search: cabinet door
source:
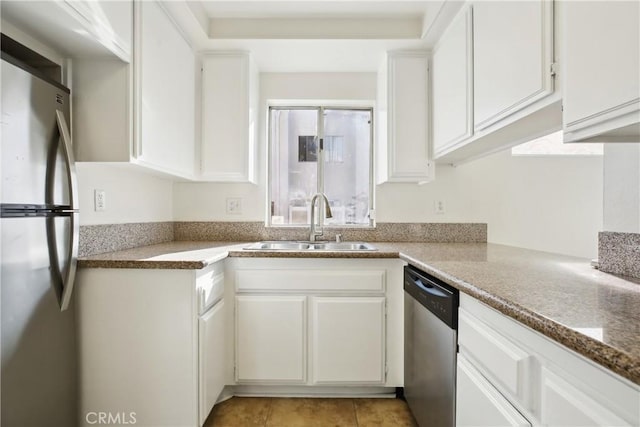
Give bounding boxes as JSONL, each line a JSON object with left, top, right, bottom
{"left": 136, "top": 0, "right": 195, "bottom": 177}
{"left": 199, "top": 300, "right": 226, "bottom": 426}
{"left": 456, "top": 355, "right": 531, "bottom": 427}
{"left": 473, "top": 0, "right": 554, "bottom": 131}
{"left": 235, "top": 295, "right": 306, "bottom": 383}
{"left": 64, "top": 0, "right": 132, "bottom": 59}
{"left": 201, "top": 53, "right": 258, "bottom": 182}
{"left": 562, "top": 1, "right": 640, "bottom": 141}
{"left": 541, "top": 368, "right": 630, "bottom": 426}
{"left": 433, "top": 6, "right": 473, "bottom": 156}
{"left": 311, "top": 297, "right": 385, "bottom": 384}
{"left": 383, "top": 52, "right": 431, "bottom": 183}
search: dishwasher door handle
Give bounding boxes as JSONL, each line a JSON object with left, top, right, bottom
{"left": 410, "top": 277, "right": 450, "bottom": 298}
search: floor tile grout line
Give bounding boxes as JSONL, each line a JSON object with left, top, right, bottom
{"left": 352, "top": 398, "right": 359, "bottom": 427}
{"left": 263, "top": 397, "right": 274, "bottom": 427}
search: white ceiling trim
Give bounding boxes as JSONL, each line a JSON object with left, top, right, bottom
{"left": 208, "top": 17, "right": 424, "bottom": 39}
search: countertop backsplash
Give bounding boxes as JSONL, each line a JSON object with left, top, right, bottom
{"left": 598, "top": 231, "right": 640, "bottom": 280}
{"left": 78, "top": 222, "right": 174, "bottom": 257}
{"left": 79, "top": 221, "right": 487, "bottom": 257}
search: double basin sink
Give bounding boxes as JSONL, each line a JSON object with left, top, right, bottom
{"left": 244, "top": 241, "right": 377, "bottom": 251}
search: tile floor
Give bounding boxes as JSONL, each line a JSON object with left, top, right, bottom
{"left": 203, "top": 397, "right": 417, "bottom": 427}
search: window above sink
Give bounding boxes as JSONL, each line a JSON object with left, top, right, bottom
{"left": 268, "top": 106, "right": 374, "bottom": 228}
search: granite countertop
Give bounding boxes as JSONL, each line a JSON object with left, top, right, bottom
{"left": 78, "top": 241, "right": 246, "bottom": 269}
{"left": 78, "top": 241, "right": 640, "bottom": 386}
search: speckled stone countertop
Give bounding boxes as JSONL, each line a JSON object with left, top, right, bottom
{"left": 78, "top": 242, "right": 246, "bottom": 269}
{"left": 78, "top": 241, "right": 640, "bottom": 386}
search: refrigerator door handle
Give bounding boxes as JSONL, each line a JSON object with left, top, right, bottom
{"left": 55, "top": 110, "right": 79, "bottom": 210}
{"left": 59, "top": 212, "right": 79, "bottom": 311}
{"left": 55, "top": 111, "right": 79, "bottom": 311}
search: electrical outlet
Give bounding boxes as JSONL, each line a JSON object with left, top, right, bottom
{"left": 94, "top": 189, "right": 106, "bottom": 212}
{"left": 434, "top": 200, "right": 445, "bottom": 215}
{"left": 226, "top": 197, "right": 242, "bottom": 215}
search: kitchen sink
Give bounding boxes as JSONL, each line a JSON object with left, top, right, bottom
{"left": 244, "top": 241, "right": 377, "bottom": 251}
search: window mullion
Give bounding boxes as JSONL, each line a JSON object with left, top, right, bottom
{"left": 317, "top": 107, "right": 325, "bottom": 196}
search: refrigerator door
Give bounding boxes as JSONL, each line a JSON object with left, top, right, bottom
{"left": 1, "top": 55, "right": 72, "bottom": 209}
{"left": 1, "top": 214, "right": 78, "bottom": 426}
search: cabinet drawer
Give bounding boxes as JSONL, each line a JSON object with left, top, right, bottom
{"left": 457, "top": 354, "right": 531, "bottom": 427}
{"left": 541, "top": 368, "right": 631, "bottom": 426}
{"left": 197, "top": 262, "right": 225, "bottom": 314}
{"left": 235, "top": 269, "right": 385, "bottom": 293}
{"left": 458, "top": 309, "right": 531, "bottom": 402}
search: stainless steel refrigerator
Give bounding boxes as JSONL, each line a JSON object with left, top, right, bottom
{"left": 1, "top": 51, "right": 79, "bottom": 426}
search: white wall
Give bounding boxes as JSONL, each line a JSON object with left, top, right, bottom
{"left": 77, "top": 164, "right": 174, "bottom": 226}
{"left": 603, "top": 143, "right": 640, "bottom": 233}
{"left": 455, "top": 150, "right": 603, "bottom": 259}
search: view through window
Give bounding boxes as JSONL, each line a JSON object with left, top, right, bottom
{"left": 269, "top": 107, "right": 373, "bottom": 226}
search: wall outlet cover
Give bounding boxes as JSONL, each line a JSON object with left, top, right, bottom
{"left": 94, "top": 189, "right": 106, "bottom": 212}
{"left": 226, "top": 197, "right": 242, "bottom": 215}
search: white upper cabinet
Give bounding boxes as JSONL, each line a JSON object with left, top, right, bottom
{"left": 432, "top": 0, "right": 560, "bottom": 165}
{"left": 63, "top": 0, "right": 132, "bottom": 60}
{"left": 432, "top": 6, "right": 473, "bottom": 156}
{"left": 377, "top": 51, "right": 432, "bottom": 183}
{"left": 134, "top": 0, "right": 195, "bottom": 177}
{"left": 562, "top": 1, "right": 640, "bottom": 142}
{"left": 72, "top": 0, "right": 196, "bottom": 179}
{"left": 1, "top": 0, "right": 132, "bottom": 61}
{"left": 201, "top": 52, "right": 259, "bottom": 183}
{"left": 473, "top": 0, "right": 554, "bottom": 131}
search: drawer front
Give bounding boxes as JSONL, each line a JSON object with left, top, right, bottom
{"left": 458, "top": 309, "right": 531, "bottom": 401}
{"left": 457, "top": 354, "right": 531, "bottom": 427}
{"left": 197, "top": 262, "right": 225, "bottom": 314}
{"left": 235, "top": 269, "right": 386, "bottom": 293}
{"left": 541, "top": 368, "right": 631, "bottom": 426}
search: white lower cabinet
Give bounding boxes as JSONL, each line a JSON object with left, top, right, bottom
{"left": 235, "top": 295, "right": 307, "bottom": 383}
{"left": 230, "top": 258, "right": 404, "bottom": 388}
{"left": 458, "top": 294, "right": 640, "bottom": 427}
{"left": 456, "top": 354, "right": 531, "bottom": 427}
{"left": 199, "top": 300, "right": 226, "bottom": 426}
{"left": 541, "top": 368, "right": 630, "bottom": 426}
{"left": 77, "top": 261, "right": 227, "bottom": 427}
{"left": 311, "top": 297, "right": 385, "bottom": 384}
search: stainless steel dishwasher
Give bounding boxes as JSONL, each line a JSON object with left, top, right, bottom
{"left": 404, "top": 265, "right": 459, "bottom": 427}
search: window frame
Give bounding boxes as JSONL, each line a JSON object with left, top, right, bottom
{"left": 267, "top": 104, "right": 375, "bottom": 228}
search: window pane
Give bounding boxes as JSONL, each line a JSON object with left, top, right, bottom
{"left": 269, "top": 107, "right": 373, "bottom": 227}
{"left": 270, "top": 108, "right": 318, "bottom": 225}
{"left": 323, "top": 109, "right": 371, "bottom": 225}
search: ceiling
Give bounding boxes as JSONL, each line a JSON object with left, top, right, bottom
{"left": 197, "top": 1, "right": 433, "bottom": 19}
{"left": 166, "top": 1, "right": 458, "bottom": 72}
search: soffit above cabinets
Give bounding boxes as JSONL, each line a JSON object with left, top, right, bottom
{"left": 165, "top": 0, "right": 465, "bottom": 72}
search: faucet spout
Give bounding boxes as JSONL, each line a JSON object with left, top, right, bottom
{"left": 309, "top": 193, "right": 332, "bottom": 242}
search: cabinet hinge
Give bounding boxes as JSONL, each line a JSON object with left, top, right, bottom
{"left": 550, "top": 62, "right": 557, "bottom": 78}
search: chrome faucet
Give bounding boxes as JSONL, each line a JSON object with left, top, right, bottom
{"left": 309, "top": 193, "right": 333, "bottom": 242}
